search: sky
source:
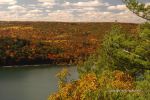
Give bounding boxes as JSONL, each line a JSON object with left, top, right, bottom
{"left": 0, "top": 0, "right": 149, "bottom": 23}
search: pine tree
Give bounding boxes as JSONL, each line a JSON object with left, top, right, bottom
{"left": 123, "top": 0, "right": 150, "bottom": 20}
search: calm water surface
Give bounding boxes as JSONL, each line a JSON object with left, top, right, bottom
{"left": 0, "top": 65, "right": 78, "bottom": 100}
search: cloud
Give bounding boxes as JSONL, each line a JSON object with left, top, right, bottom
{"left": 38, "top": 0, "right": 56, "bottom": 8}
{"left": 82, "top": 7, "right": 96, "bottom": 11}
{"left": 45, "top": 10, "right": 51, "bottom": 12}
{"left": 62, "top": 0, "right": 107, "bottom": 13}
{"left": 0, "top": 11, "right": 9, "bottom": 18}
{"left": 38, "top": 0, "right": 55, "bottom": 3}
{"left": 0, "top": 11, "right": 20, "bottom": 21}
{"left": 5, "top": 3, "right": 43, "bottom": 21}
{"left": 73, "top": 0, "right": 102, "bottom": 7}
{"left": 29, "top": 9, "right": 42, "bottom": 13}
{"left": 23, "top": 13, "right": 42, "bottom": 18}
{"left": 0, "top": 0, "right": 147, "bottom": 23}
{"left": 0, "top": 0, "right": 16, "bottom": 5}
{"left": 65, "top": 7, "right": 97, "bottom": 13}
{"left": 64, "top": 2, "right": 70, "bottom": 6}
{"left": 8, "top": 5, "right": 27, "bottom": 13}
{"left": 107, "top": 5, "right": 127, "bottom": 11}
{"left": 77, "top": 11, "right": 112, "bottom": 22}
{"left": 48, "top": 10, "right": 74, "bottom": 21}
{"left": 63, "top": 0, "right": 108, "bottom": 7}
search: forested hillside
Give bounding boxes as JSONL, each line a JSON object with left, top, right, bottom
{"left": 0, "top": 22, "right": 137, "bottom": 66}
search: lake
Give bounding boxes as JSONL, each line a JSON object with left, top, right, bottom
{"left": 0, "top": 65, "right": 78, "bottom": 100}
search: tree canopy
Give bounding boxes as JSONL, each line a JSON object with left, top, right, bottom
{"left": 123, "top": 0, "right": 150, "bottom": 21}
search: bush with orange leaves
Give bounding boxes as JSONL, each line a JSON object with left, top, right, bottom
{"left": 49, "top": 73, "right": 99, "bottom": 100}
{"left": 48, "top": 70, "right": 135, "bottom": 100}
{"left": 112, "top": 70, "right": 134, "bottom": 90}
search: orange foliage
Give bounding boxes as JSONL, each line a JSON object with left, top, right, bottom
{"left": 112, "top": 70, "right": 134, "bottom": 90}
{"left": 49, "top": 70, "right": 135, "bottom": 100}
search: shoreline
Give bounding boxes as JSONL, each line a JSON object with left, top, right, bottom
{"left": 0, "top": 63, "right": 75, "bottom": 68}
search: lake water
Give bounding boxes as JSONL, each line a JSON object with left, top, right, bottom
{"left": 0, "top": 65, "right": 78, "bottom": 100}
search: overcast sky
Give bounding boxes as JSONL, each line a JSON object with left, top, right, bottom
{"left": 0, "top": 0, "right": 149, "bottom": 23}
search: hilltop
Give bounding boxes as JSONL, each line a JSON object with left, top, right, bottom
{"left": 0, "top": 22, "right": 138, "bottom": 66}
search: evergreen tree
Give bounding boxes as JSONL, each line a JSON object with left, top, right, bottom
{"left": 123, "top": 0, "right": 150, "bottom": 20}
{"left": 101, "top": 24, "right": 150, "bottom": 75}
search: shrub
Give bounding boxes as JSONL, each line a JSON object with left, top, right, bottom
{"left": 49, "top": 70, "right": 135, "bottom": 100}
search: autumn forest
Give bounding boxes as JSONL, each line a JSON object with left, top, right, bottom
{"left": 0, "top": 22, "right": 137, "bottom": 66}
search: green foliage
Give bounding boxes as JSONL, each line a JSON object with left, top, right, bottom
{"left": 77, "top": 53, "right": 98, "bottom": 76}
{"left": 123, "top": 0, "right": 150, "bottom": 20}
{"left": 77, "top": 22, "right": 149, "bottom": 78}
{"left": 99, "top": 23, "right": 150, "bottom": 75}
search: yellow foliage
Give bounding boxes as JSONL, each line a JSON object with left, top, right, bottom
{"left": 48, "top": 70, "right": 135, "bottom": 100}
{"left": 0, "top": 26, "right": 33, "bottom": 30}
{"left": 56, "top": 68, "right": 70, "bottom": 80}
{"left": 56, "top": 68, "right": 70, "bottom": 88}
{"left": 49, "top": 73, "right": 98, "bottom": 100}
{"left": 112, "top": 70, "right": 134, "bottom": 90}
